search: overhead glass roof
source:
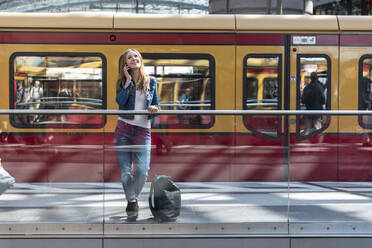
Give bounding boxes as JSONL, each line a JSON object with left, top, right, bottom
{"left": 0, "top": 0, "right": 209, "bottom": 14}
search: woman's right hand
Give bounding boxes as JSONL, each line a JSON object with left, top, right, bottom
{"left": 124, "top": 64, "right": 131, "bottom": 79}
{"left": 123, "top": 65, "right": 132, "bottom": 88}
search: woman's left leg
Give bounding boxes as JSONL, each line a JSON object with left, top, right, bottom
{"left": 133, "top": 126, "right": 151, "bottom": 198}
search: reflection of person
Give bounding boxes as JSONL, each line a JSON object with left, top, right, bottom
{"left": 59, "top": 82, "right": 73, "bottom": 99}
{"left": 301, "top": 72, "right": 325, "bottom": 135}
{"left": 30, "top": 81, "right": 43, "bottom": 105}
{"left": 15, "top": 81, "right": 27, "bottom": 124}
{"left": 57, "top": 82, "right": 73, "bottom": 122}
{"left": 29, "top": 81, "right": 43, "bottom": 123}
{"left": 362, "top": 77, "right": 372, "bottom": 111}
{"left": 178, "top": 88, "right": 192, "bottom": 110}
{"left": 178, "top": 87, "right": 192, "bottom": 124}
{"left": 362, "top": 77, "right": 372, "bottom": 145}
{"left": 114, "top": 48, "right": 158, "bottom": 220}
{"left": 15, "top": 81, "right": 25, "bottom": 108}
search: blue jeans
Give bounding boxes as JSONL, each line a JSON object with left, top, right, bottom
{"left": 114, "top": 120, "right": 151, "bottom": 201}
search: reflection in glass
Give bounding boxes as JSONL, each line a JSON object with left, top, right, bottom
{"left": 144, "top": 58, "right": 212, "bottom": 128}
{"left": 243, "top": 56, "right": 280, "bottom": 138}
{"left": 12, "top": 55, "right": 104, "bottom": 128}
{"left": 245, "top": 77, "right": 258, "bottom": 106}
{"left": 298, "top": 56, "right": 329, "bottom": 137}
{"left": 360, "top": 58, "right": 372, "bottom": 130}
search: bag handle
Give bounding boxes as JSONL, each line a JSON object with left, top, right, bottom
{"left": 148, "top": 178, "right": 156, "bottom": 213}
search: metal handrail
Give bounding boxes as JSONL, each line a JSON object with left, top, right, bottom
{"left": 246, "top": 103, "right": 278, "bottom": 107}
{"left": 40, "top": 97, "right": 102, "bottom": 102}
{"left": 2, "top": 109, "right": 372, "bottom": 116}
{"left": 246, "top": 99, "right": 278, "bottom": 103}
{"left": 159, "top": 103, "right": 210, "bottom": 107}
{"left": 17, "top": 101, "right": 103, "bottom": 107}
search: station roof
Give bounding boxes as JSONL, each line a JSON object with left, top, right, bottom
{"left": 0, "top": 0, "right": 208, "bottom": 14}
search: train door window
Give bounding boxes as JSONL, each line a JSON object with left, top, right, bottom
{"left": 159, "top": 82, "right": 175, "bottom": 110}
{"left": 10, "top": 53, "right": 106, "bottom": 128}
{"left": 243, "top": 55, "right": 281, "bottom": 139}
{"left": 297, "top": 55, "right": 331, "bottom": 137}
{"left": 141, "top": 53, "right": 215, "bottom": 129}
{"left": 359, "top": 56, "right": 372, "bottom": 129}
{"left": 246, "top": 77, "right": 258, "bottom": 101}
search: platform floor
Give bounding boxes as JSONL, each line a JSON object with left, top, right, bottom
{"left": 0, "top": 181, "right": 372, "bottom": 236}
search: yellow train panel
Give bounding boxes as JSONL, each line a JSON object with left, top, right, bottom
{"left": 236, "top": 15, "right": 338, "bottom": 32}
{"left": 114, "top": 13, "right": 235, "bottom": 31}
{"left": 339, "top": 16, "right": 372, "bottom": 32}
{"left": 0, "top": 13, "right": 113, "bottom": 29}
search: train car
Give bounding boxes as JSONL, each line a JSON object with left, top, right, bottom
{"left": 0, "top": 13, "right": 371, "bottom": 183}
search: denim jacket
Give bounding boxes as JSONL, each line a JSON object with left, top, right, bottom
{"left": 116, "top": 77, "right": 159, "bottom": 120}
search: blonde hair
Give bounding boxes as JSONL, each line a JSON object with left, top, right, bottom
{"left": 116, "top": 48, "right": 150, "bottom": 92}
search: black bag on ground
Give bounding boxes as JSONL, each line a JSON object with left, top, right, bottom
{"left": 149, "top": 175, "right": 181, "bottom": 222}
{"left": 0, "top": 158, "right": 15, "bottom": 195}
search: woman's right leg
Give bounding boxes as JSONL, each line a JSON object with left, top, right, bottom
{"left": 114, "top": 121, "right": 136, "bottom": 201}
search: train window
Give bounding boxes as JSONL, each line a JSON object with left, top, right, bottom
{"left": 359, "top": 56, "right": 372, "bottom": 129}
{"left": 140, "top": 53, "right": 215, "bottom": 129}
{"left": 245, "top": 77, "right": 258, "bottom": 104}
{"left": 11, "top": 53, "right": 106, "bottom": 128}
{"left": 263, "top": 78, "right": 279, "bottom": 100}
{"left": 297, "top": 55, "right": 331, "bottom": 137}
{"left": 243, "top": 55, "right": 281, "bottom": 139}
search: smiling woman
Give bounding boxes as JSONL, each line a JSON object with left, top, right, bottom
{"left": 114, "top": 48, "right": 159, "bottom": 220}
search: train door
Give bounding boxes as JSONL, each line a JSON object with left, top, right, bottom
{"left": 235, "top": 33, "right": 285, "bottom": 181}
{"left": 338, "top": 24, "right": 372, "bottom": 181}
{"left": 288, "top": 34, "right": 339, "bottom": 181}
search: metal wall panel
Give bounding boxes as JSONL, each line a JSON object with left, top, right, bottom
{"left": 105, "top": 238, "right": 290, "bottom": 248}
{"left": 0, "top": 239, "right": 102, "bottom": 248}
{"left": 292, "top": 238, "right": 372, "bottom": 248}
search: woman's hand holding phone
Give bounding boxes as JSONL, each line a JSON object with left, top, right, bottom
{"left": 123, "top": 64, "right": 132, "bottom": 88}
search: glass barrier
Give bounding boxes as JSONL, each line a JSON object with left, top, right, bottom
{"left": 0, "top": 112, "right": 104, "bottom": 235}
{"left": 103, "top": 112, "right": 289, "bottom": 235}
{"left": 288, "top": 113, "right": 372, "bottom": 235}
{"left": 0, "top": 111, "right": 292, "bottom": 236}
{"left": 2, "top": 110, "right": 371, "bottom": 237}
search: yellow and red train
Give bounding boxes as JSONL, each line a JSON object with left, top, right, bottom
{"left": 0, "top": 13, "right": 371, "bottom": 182}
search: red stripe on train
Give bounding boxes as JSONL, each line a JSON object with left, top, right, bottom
{"left": 0, "top": 32, "right": 355, "bottom": 46}
{"left": 0, "top": 32, "right": 235, "bottom": 45}
{"left": 237, "top": 34, "right": 284, "bottom": 45}
{"left": 290, "top": 34, "right": 338, "bottom": 46}
{"left": 0, "top": 32, "right": 290, "bottom": 45}
{"left": 341, "top": 34, "right": 372, "bottom": 46}
{"left": 113, "top": 33, "right": 235, "bottom": 44}
{"left": 238, "top": 34, "right": 338, "bottom": 46}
